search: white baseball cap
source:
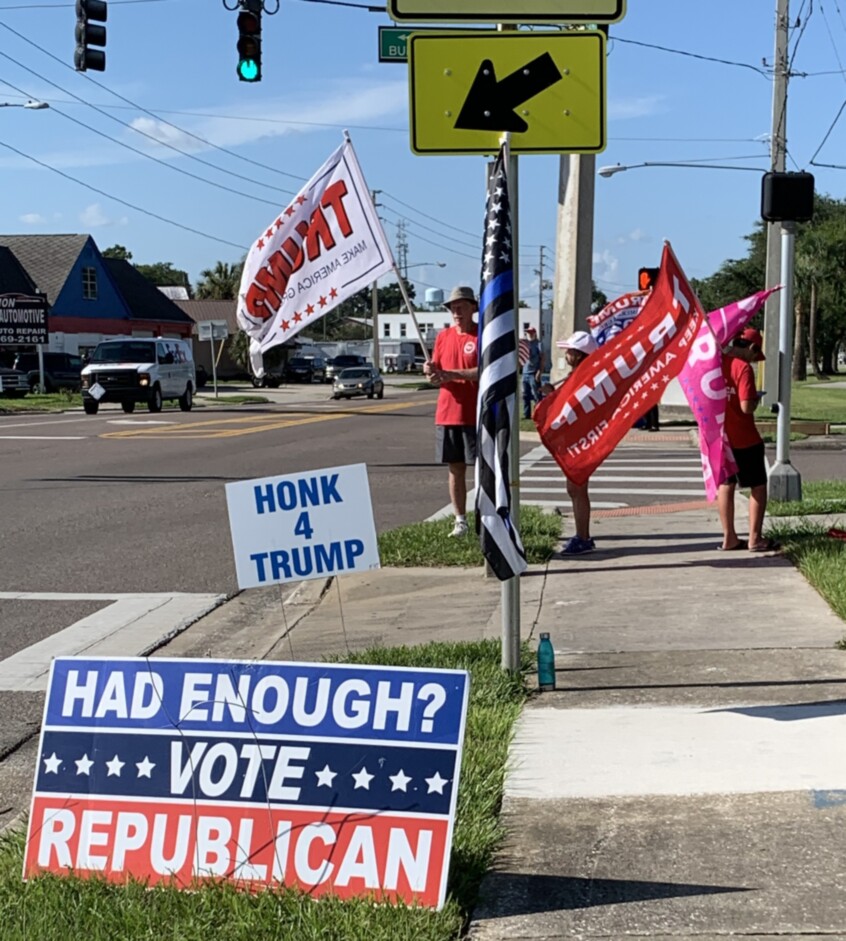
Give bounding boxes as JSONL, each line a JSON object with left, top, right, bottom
{"left": 557, "top": 331, "right": 599, "bottom": 355}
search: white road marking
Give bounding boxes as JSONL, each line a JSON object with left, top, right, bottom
{"left": 0, "top": 592, "right": 225, "bottom": 692}
{"left": 521, "top": 475, "right": 702, "bottom": 483}
{"left": 107, "top": 420, "right": 175, "bottom": 425}
{"left": 523, "top": 486, "right": 706, "bottom": 496}
{"left": 0, "top": 436, "right": 86, "bottom": 440}
{"left": 507, "top": 705, "right": 846, "bottom": 799}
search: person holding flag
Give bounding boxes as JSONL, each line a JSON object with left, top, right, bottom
{"left": 555, "top": 331, "right": 600, "bottom": 555}
{"left": 718, "top": 327, "right": 779, "bottom": 552}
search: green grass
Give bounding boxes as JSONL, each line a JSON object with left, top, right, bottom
{"left": 0, "top": 640, "right": 529, "bottom": 941}
{"left": 378, "top": 507, "right": 561, "bottom": 567}
{"left": 765, "top": 520, "right": 846, "bottom": 647}
{"left": 769, "top": 480, "right": 846, "bottom": 517}
{"left": 791, "top": 380, "right": 846, "bottom": 423}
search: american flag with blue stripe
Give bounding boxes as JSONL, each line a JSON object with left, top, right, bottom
{"left": 474, "top": 148, "right": 527, "bottom": 581}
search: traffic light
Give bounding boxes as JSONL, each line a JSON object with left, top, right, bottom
{"left": 74, "top": 0, "right": 107, "bottom": 72}
{"left": 638, "top": 267, "right": 659, "bottom": 291}
{"left": 237, "top": 1, "right": 262, "bottom": 83}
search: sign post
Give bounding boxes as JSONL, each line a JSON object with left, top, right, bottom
{"left": 198, "top": 320, "right": 229, "bottom": 398}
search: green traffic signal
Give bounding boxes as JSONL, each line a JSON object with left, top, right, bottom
{"left": 236, "top": 6, "right": 261, "bottom": 83}
{"left": 238, "top": 58, "right": 259, "bottom": 81}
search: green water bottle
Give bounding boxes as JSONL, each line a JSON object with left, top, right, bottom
{"left": 537, "top": 633, "right": 556, "bottom": 691}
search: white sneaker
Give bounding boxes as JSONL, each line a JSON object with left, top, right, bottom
{"left": 448, "top": 520, "right": 469, "bottom": 538}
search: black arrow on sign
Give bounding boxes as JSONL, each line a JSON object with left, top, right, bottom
{"left": 455, "top": 52, "right": 563, "bottom": 133}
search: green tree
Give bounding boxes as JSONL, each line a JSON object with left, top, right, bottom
{"left": 135, "top": 261, "right": 193, "bottom": 297}
{"left": 101, "top": 244, "right": 133, "bottom": 261}
{"left": 196, "top": 260, "right": 242, "bottom": 300}
{"left": 591, "top": 282, "right": 607, "bottom": 313}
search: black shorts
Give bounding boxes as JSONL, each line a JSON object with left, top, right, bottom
{"left": 727, "top": 441, "right": 767, "bottom": 488}
{"left": 436, "top": 425, "right": 477, "bottom": 464}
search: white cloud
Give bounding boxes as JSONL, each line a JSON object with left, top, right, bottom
{"left": 19, "top": 212, "right": 46, "bottom": 225}
{"left": 79, "top": 203, "right": 110, "bottom": 227}
{"left": 608, "top": 96, "right": 666, "bottom": 120}
{"left": 0, "top": 79, "right": 409, "bottom": 174}
{"left": 616, "top": 227, "right": 651, "bottom": 245}
{"left": 593, "top": 249, "right": 619, "bottom": 283}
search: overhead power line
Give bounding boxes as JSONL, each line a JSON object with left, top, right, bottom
{"left": 0, "top": 137, "right": 249, "bottom": 251}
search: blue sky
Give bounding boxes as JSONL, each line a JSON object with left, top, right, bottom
{"left": 0, "top": 0, "right": 844, "bottom": 307}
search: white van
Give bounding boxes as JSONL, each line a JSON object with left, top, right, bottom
{"left": 80, "top": 338, "right": 196, "bottom": 415}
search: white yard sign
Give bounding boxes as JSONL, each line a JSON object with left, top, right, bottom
{"left": 226, "top": 463, "right": 380, "bottom": 589}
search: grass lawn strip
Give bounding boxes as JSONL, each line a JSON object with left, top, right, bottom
{"left": 378, "top": 507, "right": 562, "bottom": 567}
{"left": 765, "top": 520, "right": 846, "bottom": 647}
{"left": 769, "top": 480, "right": 846, "bottom": 517}
{"left": 0, "top": 639, "right": 527, "bottom": 941}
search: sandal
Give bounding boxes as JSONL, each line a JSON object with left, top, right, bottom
{"left": 717, "top": 539, "right": 747, "bottom": 551}
{"left": 749, "top": 539, "right": 781, "bottom": 552}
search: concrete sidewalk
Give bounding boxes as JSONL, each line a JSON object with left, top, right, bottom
{"left": 159, "top": 441, "right": 846, "bottom": 938}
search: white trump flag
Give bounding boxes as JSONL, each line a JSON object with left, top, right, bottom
{"left": 237, "top": 136, "right": 394, "bottom": 373}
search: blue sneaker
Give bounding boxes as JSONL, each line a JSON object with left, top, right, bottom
{"left": 562, "top": 536, "right": 595, "bottom": 555}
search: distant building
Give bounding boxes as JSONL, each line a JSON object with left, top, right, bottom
{"left": 0, "top": 234, "right": 193, "bottom": 361}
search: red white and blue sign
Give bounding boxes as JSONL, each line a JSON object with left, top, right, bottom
{"left": 25, "top": 657, "right": 470, "bottom": 909}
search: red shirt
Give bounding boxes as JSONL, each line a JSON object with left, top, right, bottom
{"left": 722, "top": 356, "right": 762, "bottom": 449}
{"left": 432, "top": 324, "right": 479, "bottom": 426}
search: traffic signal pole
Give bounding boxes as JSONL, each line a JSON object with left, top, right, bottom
{"left": 762, "top": 0, "right": 789, "bottom": 406}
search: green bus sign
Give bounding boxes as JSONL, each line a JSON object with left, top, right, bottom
{"left": 379, "top": 26, "right": 413, "bottom": 62}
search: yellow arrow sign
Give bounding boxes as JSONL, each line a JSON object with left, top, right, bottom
{"left": 409, "top": 32, "right": 606, "bottom": 156}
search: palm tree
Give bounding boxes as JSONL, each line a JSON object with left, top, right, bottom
{"left": 196, "top": 261, "right": 242, "bottom": 300}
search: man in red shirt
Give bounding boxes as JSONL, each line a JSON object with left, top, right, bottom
{"left": 424, "top": 286, "right": 479, "bottom": 537}
{"left": 718, "top": 327, "right": 777, "bottom": 552}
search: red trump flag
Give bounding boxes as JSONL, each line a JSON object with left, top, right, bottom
{"left": 534, "top": 242, "right": 705, "bottom": 486}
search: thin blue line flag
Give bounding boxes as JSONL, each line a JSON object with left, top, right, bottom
{"left": 474, "top": 148, "right": 527, "bottom": 581}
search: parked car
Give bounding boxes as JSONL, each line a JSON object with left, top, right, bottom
{"left": 0, "top": 365, "right": 28, "bottom": 398}
{"left": 325, "top": 354, "right": 367, "bottom": 383}
{"left": 80, "top": 337, "right": 196, "bottom": 414}
{"left": 332, "top": 366, "right": 385, "bottom": 400}
{"left": 285, "top": 355, "right": 327, "bottom": 383}
{"left": 251, "top": 363, "right": 286, "bottom": 388}
{"left": 13, "top": 352, "right": 83, "bottom": 392}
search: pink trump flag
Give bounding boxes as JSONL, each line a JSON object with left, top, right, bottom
{"left": 678, "top": 287, "right": 781, "bottom": 501}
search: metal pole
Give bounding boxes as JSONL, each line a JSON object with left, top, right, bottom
{"left": 371, "top": 188, "right": 382, "bottom": 369}
{"left": 211, "top": 337, "right": 218, "bottom": 398}
{"left": 36, "top": 343, "right": 45, "bottom": 394}
{"left": 762, "top": 0, "right": 789, "bottom": 406}
{"left": 502, "top": 140, "right": 521, "bottom": 674}
{"left": 768, "top": 220, "right": 802, "bottom": 500}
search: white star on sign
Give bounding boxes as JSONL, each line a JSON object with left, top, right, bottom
{"left": 651, "top": 383, "right": 659, "bottom": 390}
{"left": 75, "top": 753, "right": 93, "bottom": 776}
{"left": 315, "top": 764, "right": 337, "bottom": 788}
{"left": 43, "top": 752, "right": 61, "bottom": 774}
{"left": 425, "top": 771, "right": 448, "bottom": 795}
{"left": 136, "top": 756, "right": 155, "bottom": 778}
{"left": 389, "top": 769, "right": 412, "bottom": 792}
{"left": 352, "top": 766, "right": 374, "bottom": 790}
{"left": 106, "top": 754, "right": 125, "bottom": 777}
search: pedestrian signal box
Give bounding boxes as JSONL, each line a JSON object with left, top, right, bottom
{"left": 638, "top": 267, "right": 659, "bottom": 291}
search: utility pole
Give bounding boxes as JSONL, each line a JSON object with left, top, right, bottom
{"left": 370, "top": 189, "right": 382, "bottom": 368}
{"left": 396, "top": 219, "right": 409, "bottom": 282}
{"left": 550, "top": 154, "right": 596, "bottom": 384}
{"left": 536, "top": 245, "right": 546, "bottom": 340}
{"left": 762, "top": 0, "right": 789, "bottom": 406}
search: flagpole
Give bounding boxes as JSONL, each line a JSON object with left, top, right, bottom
{"left": 394, "top": 267, "right": 432, "bottom": 364}
{"left": 502, "top": 132, "right": 521, "bottom": 674}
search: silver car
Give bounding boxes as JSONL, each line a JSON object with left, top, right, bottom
{"left": 332, "top": 366, "right": 384, "bottom": 400}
